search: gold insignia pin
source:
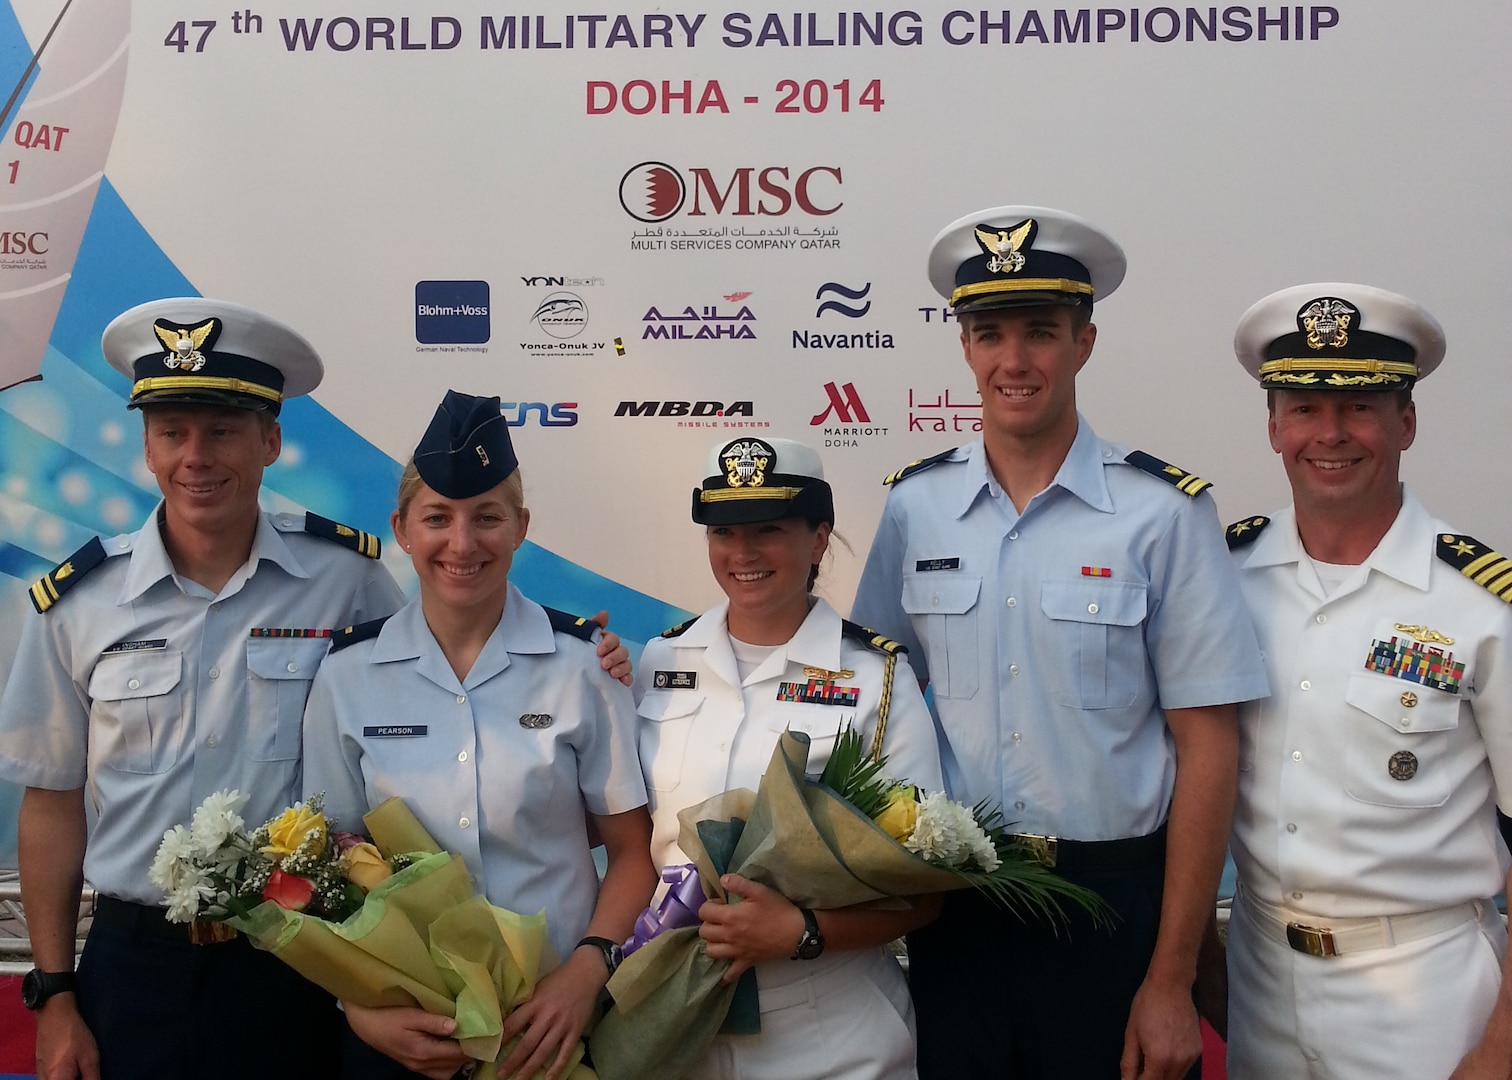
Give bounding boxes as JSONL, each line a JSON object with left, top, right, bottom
{"left": 803, "top": 666, "right": 855, "bottom": 680}
{"left": 55, "top": 562, "right": 75, "bottom": 580}
{"left": 1300, "top": 298, "right": 1354, "bottom": 350}
{"left": 153, "top": 318, "right": 216, "bottom": 372}
{"left": 1163, "top": 465, "right": 1185, "bottom": 477}
{"left": 476, "top": 446, "right": 490, "bottom": 467}
{"left": 335, "top": 524, "right": 356, "bottom": 538}
{"left": 973, "top": 219, "right": 1035, "bottom": 275}
{"left": 1399, "top": 691, "right": 1418, "bottom": 708}
{"left": 1387, "top": 750, "right": 1418, "bottom": 781}
{"left": 1393, "top": 623, "right": 1455, "bottom": 646}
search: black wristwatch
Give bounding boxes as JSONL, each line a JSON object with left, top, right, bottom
{"left": 791, "top": 907, "right": 825, "bottom": 960}
{"left": 576, "top": 935, "right": 624, "bottom": 976}
{"left": 21, "top": 968, "right": 76, "bottom": 1010}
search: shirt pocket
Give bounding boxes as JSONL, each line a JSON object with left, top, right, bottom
{"left": 769, "top": 701, "right": 855, "bottom": 773}
{"left": 901, "top": 573, "right": 981, "bottom": 699}
{"left": 1342, "top": 671, "right": 1457, "bottom": 808}
{"left": 637, "top": 690, "right": 703, "bottom": 793}
{"left": 1040, "top": 580, "right": 1149, "bottom": 709}
{"left": 87, "top": 650, "right": 184, "bottom": 775}
{"left": 246, "top": 638, "right": 330, "bottom": 762}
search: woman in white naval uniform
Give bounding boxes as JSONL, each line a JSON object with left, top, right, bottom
{"left": 303, "top": 391, "right": 656, "bottom": 1080}
{"left": 636, "top": 436, "right": 946, "bottom": 1080}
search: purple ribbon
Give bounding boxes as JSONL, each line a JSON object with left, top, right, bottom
{"left": 622, "top": 863, "right": 706, "bottom": 956}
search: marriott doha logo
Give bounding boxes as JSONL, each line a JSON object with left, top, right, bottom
{"left": 811, "top": 381, "right": 888, "bottom": 446}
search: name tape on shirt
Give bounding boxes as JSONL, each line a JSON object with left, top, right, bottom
{"left": 102, "top": 638, "right": 167, "bottom": 654}
{"left": 653, "top": 670, "right": 698, "bottom": 690}
{"left": 363, "top": 725, "right": 428, "bottom": 738}
{"left": 915, "top": 557, "right": 960, "bottom": 572}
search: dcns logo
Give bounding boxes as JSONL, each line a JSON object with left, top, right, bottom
{"left": 619, "top": 162, "right": 842, "bottom": 223}
{"left": 502, "top": 402, "right": 578, "bottom": 427}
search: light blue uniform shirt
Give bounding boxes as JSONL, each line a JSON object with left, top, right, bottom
{"left": 852, "top": 417, "right": 1268, "bottom": 840}
{"left": 0, "top": 507, "right": 404, "bottom": 902}
{"left": 302, "top": 583, "right": 647, "bottom": 962}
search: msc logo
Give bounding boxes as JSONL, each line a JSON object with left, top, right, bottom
{"left": 415, "top": 281, "right": 490, "bottom": 344}
{"left": 810, "top": 382, "right": 870, "bottom": 425}
{"left": 502, "top": 402, "right": 578, "bottom": 427}
{"left": 0, "top": 230, "right": 48, "bottom": 255}
{"left": 615, "top": 401, "right": 754, "bottom": 418}
{"left": 619, "top": 162, "right": 842, "bottom": 222}
{"left": 532, "top": 292, "right": 588, "bottom": 339}
{"left": 815, "top": 282, "right": 870, "bottom": 318}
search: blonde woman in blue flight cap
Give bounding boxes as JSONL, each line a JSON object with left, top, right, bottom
{"left": 635, "top": 435, "right": 945, "bottom": 1080}
{"left": 302, "top": 391, "right": 656, "bottom": 1080}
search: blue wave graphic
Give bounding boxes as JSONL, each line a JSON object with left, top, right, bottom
{"left": 814, "top": 281, "right": 872, "bottom": 318}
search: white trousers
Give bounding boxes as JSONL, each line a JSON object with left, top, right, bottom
{"left": 1227, "top": 890, "right": 1506, "bottom": 1079}
{"left": 678, "top": 945, "right": 917, "bottom": 1080}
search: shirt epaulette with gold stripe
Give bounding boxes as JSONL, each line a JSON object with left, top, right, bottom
{"left": 303, "top": 512, "right": 382, "bottom": 559}
{"left": 1225, "top": 516, "right": 1271, "bottom": 550}
{"left": 883, "top": 448, "right": 958, "bottom": 486}
{"left": 29, "top": 537, "right": 108, "bottom": 614}
{"left": 544, "top": 606, "right": 597, "bottom": 641}
{"left": 1123, "top": 450, "right": 1212, "bottom": 498}
{"left": 661, "top": 616, "right": 699, "bottom": 639}
{"left": 1436, "top": 533, "right": 1512, "bottom": 602}
{"left": 329, "top": 616, "right": 391, "bottom": 653}
{"left": 841, "top": 619, "right": 907, "bottom": 655}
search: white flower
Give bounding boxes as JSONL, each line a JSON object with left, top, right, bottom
{"left": 189, "top": 789, "right": 248, "bottom": 859}
{"left": 163, "top": 866, "right": 215, "bottom": 923}
{"left": 966, "top": 827, "right": 1001, "bottom": 873}
{"left": 903, "top": 792, "right": 978, "bottom": 867}
{"left": 149, "top": 825, "right": 195, "bottom": 894}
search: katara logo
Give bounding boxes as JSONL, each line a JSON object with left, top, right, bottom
{"left": 642, "top": 302, "right": 756, "bottom": 340}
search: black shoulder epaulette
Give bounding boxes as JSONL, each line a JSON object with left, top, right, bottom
{"left": 544, "top": 606, "right": 597, "bottom": 641}
{"left": 661, "top": 616, "right": 699, "bottom": 639}
{"left": 1436, "top": 532, "right": 1512, "bottom": 602}
{"left": 304, "top": 512, "right": 382, "bottom": 559}
{"left": 1225, "top": 516, "right": 1271, "bottom": 550}
{"left": 30, "top": 537, "right": 108, "bottom": 614}
{"left": 841, "top": 619, "right": 907, "bottom": 655}
{"left": 883, "top": 448, "right": 958, "bottom": 486}
{"left": 329, "top": 616, "right": 391, "bottom": 653}
{"left": 1123, "top": 450, "right": 1212, "bottom": 498}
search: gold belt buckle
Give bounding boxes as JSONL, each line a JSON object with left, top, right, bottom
{"left": 188, "top": 920, "right": 238, "bottom": 945}
{"left": 1015, "top": 834, "right": 1059, "bottom": 869}
{"left": 1284, "top": 922, "right": 1338, "bottom": 958}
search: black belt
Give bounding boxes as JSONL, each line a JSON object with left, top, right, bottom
{"left": 1010, "top": 823, "right": 1166, "bottom": 872}
{"left": 93, "top": 895, "right": 240, "bottom": 945}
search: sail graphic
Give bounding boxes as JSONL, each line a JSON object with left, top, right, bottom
{"left": 0, "top": 0, "right": 128, "bottom": 391}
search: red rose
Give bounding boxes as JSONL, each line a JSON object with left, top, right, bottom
{"left": 332, "top": 831, "right": 365, "bottom": 854}
{"left": 263, "top": 868, "right": 316, "bottom": 911}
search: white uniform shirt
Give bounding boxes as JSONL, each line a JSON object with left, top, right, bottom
{"left": 635, "top": 597, "right": 944, "bottom": 873}
{"left": 1232, "top": 490, "right": 1512, "bottom": 916}
{"left": 0, "top": 507, "right": 404, "bottom": 902}
{"left": 852, "top": 418, "right": 1269, "bottom": 839}
{"left": 302, "top": 583, "right": 647, "bottom": 962}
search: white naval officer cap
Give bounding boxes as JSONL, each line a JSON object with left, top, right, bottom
{"left": 927, "top": 205, "right": 1126, "bottom": 315}
{"left": 102, "top": 297, "right": 323, "bottom": 415}
{"left": 692, "top": 436, "right": 834, "bottom": 527}
{"left": 1234, "top": 283, "right": 1445, "bottom": 391}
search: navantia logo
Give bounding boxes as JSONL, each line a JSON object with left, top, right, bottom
{"left": 811, "top": 382, "right": 870, "bottom": 425}
{"left": 619, "top": 162, "right": 842, "bottom": 222}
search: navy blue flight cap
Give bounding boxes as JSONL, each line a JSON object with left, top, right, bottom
{"left": 412, "top": 390, "right": 519, "bottom": 499}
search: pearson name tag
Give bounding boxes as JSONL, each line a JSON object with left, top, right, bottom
{"left": 363, "top": 725, "right": 428, "bottom": 738}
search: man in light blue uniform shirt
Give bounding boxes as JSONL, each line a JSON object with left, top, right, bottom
{"left": 0, "top": 298, "right": 405, "bottom": 1080}
{"left": 851, "top": 207, "right": 1268, "bottom": 1080}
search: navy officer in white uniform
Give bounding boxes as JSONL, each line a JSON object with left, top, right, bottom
{"left": 850, "top": 207, "right": 1269, "bottom": 1080}
{"left": 0, "top": 298, "right": 405, "bottom": 1080}
{"left": 1222, "top": 284, "right": 1512, "bottom": 1079}
{"left": 302, "top": 390, "right": 656, "bottom": 1080}
{"left": 636, "top": 435, "right": 945, "bottom": 1080}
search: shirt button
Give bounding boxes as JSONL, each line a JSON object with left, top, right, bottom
{"left": 286, "top": 662, "right": 298, "bottom": 673}
{"left": 1292, "top": 750, "right": 1303, "bottom": 761}
{"left": 458, "top": 751, "right": 468, "bottom": 763}
{"left": 1087, "top": 603, "right": 1099, "bottom": 615}
{"left": 1292, "top": 891, "right": 1304, "bottom": 901}
{"left": 1299, "top": 680, "right": 1311, "bottom": 691}
{"left": 1014, "top": 800, "right": 1026, "bottom": 810}
{"left": 206, "top": 735, "right": 219, "bottom": 749}
{"left": 127, "top": 678, "right": 140, "bottom": 690}
{"left": 208, "top": 668, "right": 220, "bottom": 680}
{"left": 1315, "top": 614, "right": 1327, "bottom": 624}
{"left": 459, "top": 816, "right": 471, "bottom": 829}
{"left": 931, "top": 595, "right": 940, "bottom": 607}
{"left": 1009, "top": 664, "right": 1020, "bottom": 676}
{"left": 1006, "top": 597, "right": 1017, "bottom": 608}
{"left": 456, "top": 695, "right": 466, "bottom": 704}
{"left": 116, "top": 537, "right": 130, "bottom": 550}
{"left": 1008, "top": 530, "right": 1019, "bottom": 541}
{"left": 1286, "top": 822, "right": 1297, "bottom": 833}
{"left": 1012, "top": 732, "right": 1022, "bottom": 743}
{"left": 1399, "top": 718, "right": 1411, "bottom": 729}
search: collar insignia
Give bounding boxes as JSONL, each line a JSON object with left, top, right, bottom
{"left": 973, "top": 218, "right": 1035, "bottom": 275}
{"left": 519, "top": 713, "right": 554, "bottom": 729}
{"left": 1299, "top": 298, "right": 1355, "bottom": 350}
{"left": 55, "top": 561, "right": 75, "bottom": 580}
{"left": 152, "top": 317, "right": 219, "bottom": 372}
{"left": 722, "top": 439, "right": 773, "bottom": 488}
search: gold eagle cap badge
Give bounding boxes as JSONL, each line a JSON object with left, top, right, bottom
{"left": 722, "top": 438, "right": 773, "bottom": 489}
{"left": 973, "top": 218, "right": 1036, "bottom": 275}
{"left": 152, "top": 317, "right": 219, "bottom": 372}
{"left": 1299, "top": 298, "right": 1355, "bottom": 351}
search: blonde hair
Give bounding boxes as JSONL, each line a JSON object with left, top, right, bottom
{"left": 395, "top": 458, "right": 525, "bottom": 520}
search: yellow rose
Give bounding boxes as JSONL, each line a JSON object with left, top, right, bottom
{"left": 262, "top": 804, "right": 327, "bottom": 858}
{"left": 874, "top": 787, "right": 920, "bottom": 842}
{"left": 340, "top": 842, "right": 393, "bottom": 891}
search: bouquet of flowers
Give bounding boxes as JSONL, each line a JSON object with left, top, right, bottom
{"left": 150, "top": 793, "right": 594, "bottom": 1080}
{"left": 590, "top": 729, "right": 1108, "bottom": 1080}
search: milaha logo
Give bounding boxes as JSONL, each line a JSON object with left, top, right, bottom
{"left": 643, "top": 298, "right": 756, "bottom": 341}
{"left": 619, "top": 162, "right": 842, "bottom": 222}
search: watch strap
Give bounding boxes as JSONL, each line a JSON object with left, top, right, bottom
{"left": 576, "top": 935, "right": 623, "bottom": 974}
{"left": 22, "top": 968, "right": 76, "bottom": 1010}
{"left": 791, "top": 906, "right": 825, "bottom": 960}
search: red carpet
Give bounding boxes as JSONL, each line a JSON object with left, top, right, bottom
{"left": 0, "top": 975, "right": 36, "bottom": 1077}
